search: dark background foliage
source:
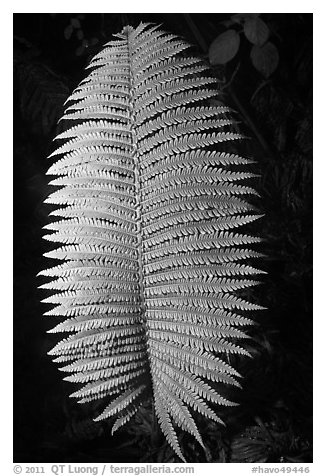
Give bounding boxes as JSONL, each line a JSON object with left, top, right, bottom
{"left": 13, "top": 13, "right": 312, "bottom": 463}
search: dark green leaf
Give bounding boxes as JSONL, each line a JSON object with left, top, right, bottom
{"left": 77, "top": 29, "right": 84, "bottom": 40}
{"left": 71, "top": 18, "right": 81, "bottom": 29}
{"left": 244, "top": 17, "right": 269, "bottom": 46}
{"left": 231, "top": 13, "right": 260, "bottom": 25}
{"left": 250, "top": 42, "right": 279, "bottom": 78}
{"left": 64, "top": 25, "right": 73, "bottom": 40}
{"left": 209, "top": 30, "right": 240, "bottom": 65}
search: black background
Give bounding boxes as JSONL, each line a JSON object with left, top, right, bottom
{"left": 13, "top": 13, "right": 312, "bottom": 463}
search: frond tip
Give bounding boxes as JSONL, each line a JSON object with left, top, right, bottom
{"left": 40, "top": 21, "right": 264, "bottom": 462}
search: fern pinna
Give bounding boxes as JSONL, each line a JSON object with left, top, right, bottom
{"left": 40, "top": 22, "right": 264, "bottom": 461}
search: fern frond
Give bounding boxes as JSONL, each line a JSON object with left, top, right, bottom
{"left": 158, "top": 382, "right": 205, "bottom": 448}
{"left": 111, "top": 404, "right": 139, "bottom": 435}
{"left": 41, "top": 22, "right": 264, "bottom": 462}
{"left": 94, "top": 385, "right": 146, "bottom": 422}
{"left": 153, "top": 386, "right": 186, "bottom": 462}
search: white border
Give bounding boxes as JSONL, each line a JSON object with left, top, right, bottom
{"left": 6, "top": 3, "right": 320, "bottom": 474}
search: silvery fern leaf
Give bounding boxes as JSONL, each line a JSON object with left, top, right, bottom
{"left": 40, "top": 22, "right": 265, "bottom": 462}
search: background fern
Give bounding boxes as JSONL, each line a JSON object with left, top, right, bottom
{"left": 17, "top": 16, "right": 307, "bottom": 461}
